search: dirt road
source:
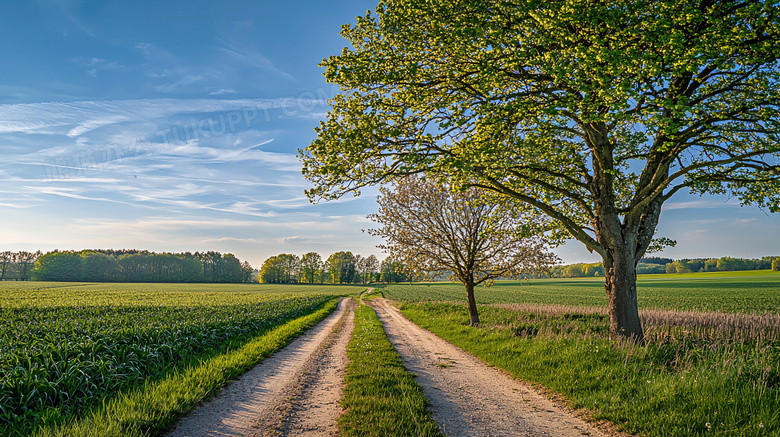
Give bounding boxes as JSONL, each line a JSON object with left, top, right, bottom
{"left": 168, "top": 293, "right": 618, "bottom": 436}
{"left": 167, "top": 297, "right": 355, "bottom": 437}
{"left": 366, "top": 297, "right": 613, "bottom": 437}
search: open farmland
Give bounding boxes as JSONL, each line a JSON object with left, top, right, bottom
{"left": 0, "top": 282, "right": 364, "bottom": 436}
{"left": 383, "top": 270, "right": 780, "bottom": 314}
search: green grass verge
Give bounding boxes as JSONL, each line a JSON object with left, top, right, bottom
{"left": 383, "top": 270, "right": 780, "bottom": 314}
{"left": 339, "top": 300, "right": 442, "bottom": 437}
{"left": 32, "top": 298, "right": 341, "bottom": 437}
{"left": 397, "top": 302, "right": 779, "bottom": 437}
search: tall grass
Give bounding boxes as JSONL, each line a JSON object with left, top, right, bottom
{"left": 494, "top": 303, "right": 780, "bottom": 344}
{"left": 397, "top": 302, "right": 779, "bottom": 436}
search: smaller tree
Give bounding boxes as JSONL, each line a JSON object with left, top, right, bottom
{"left": 379, "top": 258, "right": 407, "bottom": 283}
{"left": 671, "top": 260, "right": 692, "bottom": 274}
{"left": 354, "top": 255, "right": 367, "bottom": 284}
{"left": 773, "top": 258, "right": 780, "bottom": 272}
{"left": 241, "top": 261, "right": 254, "bottom": 283}
{"left": 81, "top": 251, "right": 120, "bottom": 282}
{"left": 0, "top": 251, "right": 16, "bottom": 280}
{"left": 563, "top": 264, "right": 584, "bottom": 278}
{"left": 326, "top": 251, "right": 355, "bottom": 284}
{"left": 685, "top": 259, "right": 704, "bottom": 273}
{"left": 31, "top": 251, "right": 83, "bottom": 282}
{"left": 369, "top": 176, "right": 558, "bottom": 326}
{"left": 259, "top": 255, "right": 283, "bottom": 284}
{"left": 259, "top": 254, "right": 300, "bottom": 284}
{"left": 301, "top": 252, "right": 322, "bottom": 284}
{"left": 717, "top": 257, "right": 740, "bottom": 272}
{"left": 219, "top": 254, "right": 244, "bottom": 283}
{"left": 583, "top": 263, "right": 604, "bottom": 278}
{"left": 363, "top": 254, "right": 379, "bottom": 284}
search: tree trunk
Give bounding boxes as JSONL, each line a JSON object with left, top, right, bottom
{"left": 465, "top": 281, "right": 480, "bottom": 327}
{"left": 603, "top": 249, "right": 643, "bottom": 341}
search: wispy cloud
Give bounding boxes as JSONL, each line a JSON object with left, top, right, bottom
{"left": 664, "top": 199, "right": 738, "bottom": 210}
{"left": 161, "top": 141, "right": 298, "bottom": 167}
{"left": 66, "top": 115, "right": 128, "bottom": 137}
{"left": 0, "top": 201, "right": 41, "bottom": 209}
{"left": 685, "top": 218, "right": 726, "bottom": 224}
{"left": 214, "top": 20, "right": 297, "bottom": 83}
{"left": 0, "top": 98, "right": 307, "bottom": 136}
{"left": 43, "top": 0, "right": 96, "bottom": 38}
{"left": 210, "top": 89, "right": 236, "bottom": 96}
{"left": 218, "top": 46, "right": 297, "bottom": 82}
{"left": 154, "top": 74, "right": 206, "bottom": 94}
{"left": 72, "top": 57, "right": 125, "bottom": 77}
{"left": 27, "top": 185, "right": 146, "bottom": 207}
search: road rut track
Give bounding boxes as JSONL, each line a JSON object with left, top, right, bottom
{"left": 167, "top": 297, "right": 355, "bottom": 437}
{"left": 366, "top": 297, "right": 624, "bottom": 437}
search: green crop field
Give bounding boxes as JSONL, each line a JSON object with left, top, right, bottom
{"left": 0, "top": 282, "right": 364, "bottom": 436}
{"left": 382, "top": 270, "right": 780, "bottom": 314}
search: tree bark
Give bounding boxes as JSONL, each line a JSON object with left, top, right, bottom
{"left": 603, "top": 249, "right": 643, "bottom": 341}
{"left": 465, "top": 280, "right": 480, "bottom": 327}
{"left": 590, "top": 149, "right": 650, "bottom": 342}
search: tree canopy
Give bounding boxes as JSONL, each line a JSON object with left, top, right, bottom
{"left": 301, "top": 0, "right": 780, "bottom": 340}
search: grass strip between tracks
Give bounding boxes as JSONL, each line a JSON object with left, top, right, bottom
{"left": 339, "top": 292, "right": 442, "bottom": 436}
{"left": 33, "top": 298, "right": 341, "bottom": 437}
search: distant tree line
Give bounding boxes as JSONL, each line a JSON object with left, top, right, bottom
{"left": 259, "top": 251, "right": 417, "bottom": 284}
{"left": 0, "top": 251, "right": 43, "bottom": 281}
{"left": 552, "top": 256, "right": 780, "bottom": 278}
{"left": 29, "top": 250, "right": 255, "bottom": 283}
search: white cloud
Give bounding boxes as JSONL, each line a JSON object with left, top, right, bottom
{"left": 27, "top": 185, "right": 145, "bottom": 207}
{"left": 0, "top": 98, "right": 318, "bottom": 136}
{"left": 0, "top": 201, "right": 40, "bottom": 209}
{"left": 67, "top": 115, "right": 128, "bottom": 137}
{"left": 154, "top": 74, "right": 206, "bottom": 94}
{"left": 210, "top": 89, "right": 237, "bottom": 96}
{"left": 161, "top": 141, "right": 298, "bottom": 167}
{"left": 664, "top": 200, "right": 737, "bottom": 210}
{"left": 217, "top": 46, "right": 297, "bottom": 82}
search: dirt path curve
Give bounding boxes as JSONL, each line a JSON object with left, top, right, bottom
{"left": 366, "top": 297, "right": 614, "bottom": 437}
{"left": 168, "top": 297, "right": 355, "bottom": 437}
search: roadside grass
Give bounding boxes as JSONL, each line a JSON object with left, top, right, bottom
{"left": 32, "top": 298, "right": 341, "bottom": 437}
{"left": 398, "top": 302, "right": 779, "bottom": 437}
{"left": 339, "top": 296, "right": 442, "bottom": 437}
{"left": 383, "top": 270, "right": 780, "bottom": 314}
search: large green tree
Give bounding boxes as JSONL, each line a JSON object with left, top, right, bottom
{"left": 301, "top": 0, "right": 780, "bottom": 340}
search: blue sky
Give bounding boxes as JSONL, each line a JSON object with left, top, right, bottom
{"left": 0, "top": 0, "right": 778, "bottom": 268}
